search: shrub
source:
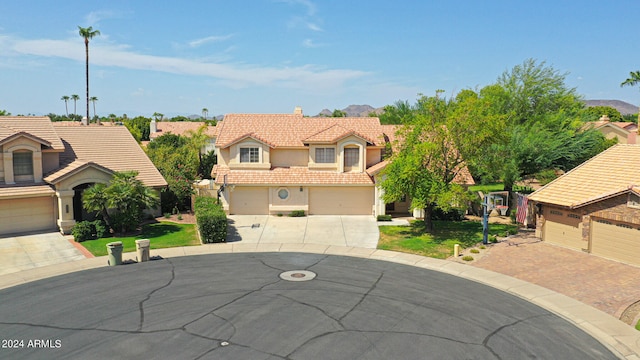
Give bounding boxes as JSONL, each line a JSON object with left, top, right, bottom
{"left": 195, "top": 196, "right": 227, "bottom": 243}
{"left": 289, "top": 210, "right": 306, "bottom": 217}
{"left": 489, "top": 235, "right": 498, "bottom": 243}
{"left": 72, "top": 220, "right": 108, "bottom": 242}
{"left": 72, "top": 221, "right": 94, "bottom": 242}
{"left": 177, "top": 214, "right": 183, "bottom": 220}
{"left": 462, "top": 255, "right": 474, "bottom": 261}
{"left": 277, "top": 213, "right": 283, "bottom": 217}
{"left": 479, "top": 245, "right": 486, "bottom": 249}
{"left": 377, "top": 214, "right": 393, "bottom": 221}
{"left": 164, "top": 212, "right": 171, "bottom": 218}
{"left": 470, "top": 249, "right": 480, "bottom": 254}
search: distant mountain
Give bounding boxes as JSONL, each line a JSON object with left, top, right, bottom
{"left": 584, "top": 100, "right": 638, "bottom": 115}
{"left": 316, "top": 104, "right": 384, "bottom": 117}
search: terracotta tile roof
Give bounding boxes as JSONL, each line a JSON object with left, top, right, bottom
{"left": 0, "top": 117, "right": 65, "bottom": 150}
{"left": 149, "top": 122, "right": 216, "bottom": 139}
{"left": 528, "top": 144, "right": 640, "bottom": 208}
{"left": 51, "top": 125, "right": 167, "bottom": 187}
{"left": 0, "top": 184, "right": 55, "bottom": 199}
{"left": 365, "top": 160, "right": 389, "bottom": 176}
{"left": 212, "top": 165, "right": 374, "bottom": 185}
{"left": 216, "top": 114, "right": 385, "bottom": 148}
{"left": 303, "top": 124, "right": 376, "bottom": 144}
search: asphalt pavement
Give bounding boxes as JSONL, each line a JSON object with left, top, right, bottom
{"left": 0, "top": 253, "right": 617, "bottom": 359}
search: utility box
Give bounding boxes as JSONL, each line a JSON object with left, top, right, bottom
{"left": 135, "top": 239, "right": 150, "bottom": 262}
{"left": 106, "top": 241, "right": 123, "bottom": 266}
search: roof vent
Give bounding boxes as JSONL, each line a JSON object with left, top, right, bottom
{"left": 294, "top": 106, "right": 303, "bottom": 115}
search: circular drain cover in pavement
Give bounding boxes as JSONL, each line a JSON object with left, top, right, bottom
{"left": 279, "top": 270, "right": 316, "bottom": 282}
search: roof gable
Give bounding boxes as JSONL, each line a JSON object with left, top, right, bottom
{"left": 0, "top": 117, "right": 65, "bottom": 150}
{"left": 528, "top": 144, "right": 640, "bottom": 208}
{"left": 44, "top": 160, "right": 114, "bottom": 184}
{"left": 0, "top": 131, "right": 52, "bottom": 148}
{"left": 303, "top": 124, "right": 375, "bottom": 144}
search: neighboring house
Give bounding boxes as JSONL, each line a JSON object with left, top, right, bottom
{"left": 211, "top": 108, "right": 474, "bottom": 217}
{"left": 528, "top": 144, "right": 640, "bottom": 266}
{"left": 0, "top": 117, "right": 166, "bottom": 236}
{"left": 587, "top": 115, "right": 638, "bottom": 144}
{"left": 149, "top": 120, "right": 217, "bottom": 154}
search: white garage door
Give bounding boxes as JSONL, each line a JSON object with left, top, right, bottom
{"left": 230, "top": 187, "right": 269, "bottom": 215}
{"left": 591, "top": 219, "right": 640, "bottom": 266}
{"left": 309, "top": 187, "right": 373, "bottom": 215}
{"left": 0, "top": 197, "right": 56, "bottom": 236}
{"left": 542, "top": 209, "right": 583, "bottom": 250}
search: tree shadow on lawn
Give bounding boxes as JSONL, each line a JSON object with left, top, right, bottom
{"left": 405, "top": 220, "right": 511, "bottom": 248}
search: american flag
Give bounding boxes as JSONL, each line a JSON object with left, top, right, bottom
{"left": 516, "top": 193, "right": 528, "bottom": 225}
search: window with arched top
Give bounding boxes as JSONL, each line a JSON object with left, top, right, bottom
{"left": 343, "top": 147, "right": 359, "bottom": 171}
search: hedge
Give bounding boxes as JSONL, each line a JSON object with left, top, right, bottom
{"left": 194, "top": 196, "right": 227, "bottom": 243}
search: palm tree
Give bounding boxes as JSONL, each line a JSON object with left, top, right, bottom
{"left": 90, "top": 96, "right": 98, "bottom": 122}
{"left": 78, "top": 26, "right": 101, "bottom": 125}
{"left": 152, "top": 112, "right": 164, "bottom": 121}
{"left": 202, "top": 108, "right": 208, "bottom": 120}
{"left": 61, "top": 95, "right": 70, "bottom": 117}
{"left": 621, "top": 70, "right": 640, "bottom": 122}
{"left": 70, "top": 94, "right": 80, "bottom": 117}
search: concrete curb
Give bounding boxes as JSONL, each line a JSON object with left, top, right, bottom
{"left": 1, "top": 243, "right": 638, "bottom": 359}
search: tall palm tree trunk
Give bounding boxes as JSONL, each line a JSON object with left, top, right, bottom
{"left": 85, "top": 38, "right": 90, "bottom": 125}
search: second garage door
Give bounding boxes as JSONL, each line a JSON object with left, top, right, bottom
{"left": 542, "top": 208, "right": 583, "bottom": 251}
{"left": 591, "top": 219, "right": 640, "bottom": 266}
{"left": 230, "top": 187, "right": 269, "bottom": 215}
{"left": 0, "top": 197, "right": 56, "bottom": 236}
{"left": 309, "top": 187, "right": 373, "bottom": 215}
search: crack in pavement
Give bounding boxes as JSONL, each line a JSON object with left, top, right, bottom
{"left": 338, "top": 271, "right": 384, "bottom": 322}
{"left": 137, "top": 258, "right": 176, "bottom": 331}
{"left": 482, "top": 313, "right": 551, "bottom": 359}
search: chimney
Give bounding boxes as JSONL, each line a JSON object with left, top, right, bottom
{"left": 294, "top": 106, "right": 303, "bottom": 115}
{"left": 599, "top": 114, "right": 610, "bottom": 122}
{"left": 81, "top": 116, "right": 88, "bottom": 126}
{"left": 150, "top": 118, "right": 157, "bottom": 133}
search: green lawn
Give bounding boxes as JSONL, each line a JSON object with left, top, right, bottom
{"left": 468, "top": 183, "right": 504, "bottom": 193}
{"left": 636, "top": 319, "right": 640, "bottom": 331}
{"left": 80, "top": 222, "right": 199, "bottom": 256}
{"left": 378, "top": 220, "right": 518, "bottom": 259}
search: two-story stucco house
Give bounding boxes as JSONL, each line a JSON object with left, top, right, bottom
{"left": 0, "top": 117, "right": 166, "bottom": 236}
{"left": 211, "top": 108, "right": 474, "bottom": 217}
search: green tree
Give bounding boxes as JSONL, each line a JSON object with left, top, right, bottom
{"left": 621, "top": 70, "right": 640, "bottom": 123}
{"left": 153, "top": 112, "right": 164, "bottom": 121}
{"left": 78, "top": 26, "right": 100, "bottom": 123}
{"left": 61, "top": 95, "right": 70, "bottom": 116}
{"left": 0, "top": 109, "right": 11, "bottom": 116}
{"left": 378, "top": 100, "right": 415, "bottom": 124}
{"left": 70, "top": 94, "right": 80, "bottom": 116}
{"left": 582, "top": 105, "right": 623, "bottom": 122}
{"left": 82, "top": 171, "right": 159, "bottom": 234}
{"left": 202, "top": 108, "right": 208, "bottom": 120}
{"left": 380, "top": 91, "right": 500, "bottom": 231}
{"left": 331, "top": 109, "right": 346, "bottom": 117}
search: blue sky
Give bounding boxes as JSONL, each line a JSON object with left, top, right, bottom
{"left": 1, "top": 0, "right": 638, "bottom": 118}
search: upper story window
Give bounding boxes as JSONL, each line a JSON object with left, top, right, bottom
{"left": 240, "top": 147, "right": 259, "bottom": 163}
{"left": 315, "top": 148, "right": 335, "bottom": 163}
{"left": 344, "top": 147, "right": 359, "bottom": 168}
{"left": 628, "top": 193, "right": 640, "bottom": 209}
{"left": 13, "top": 151, "right": 34, "bottom": 176}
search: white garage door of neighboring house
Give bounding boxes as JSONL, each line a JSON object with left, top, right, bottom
{"left": 230, "top": 187, "right": 269, "bottom": 215}
{"left": 0, "top": 197, "right": 56, "bottom": 236}
{"left": 542, "top": 209, "right": 583, "bottom": 251}
{"left": 591, "top": 219, "right": 640, "bottom": 266}
{"left": 309, "top": 187, "right": 373, "bottom": 215}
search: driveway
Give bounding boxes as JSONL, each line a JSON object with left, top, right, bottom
{"left": 469, "top": 231, "right": 640, "bottom": 323}
{"left": 0, "top": 232, "right": 87, "bottom": 275}
{"left": 227, "top": 215, "right": 379, "bottom": 248}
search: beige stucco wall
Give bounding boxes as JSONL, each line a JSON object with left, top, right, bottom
{"left": 271, "top": 149, "right": 308, "bottom": 167}
{"left": 217, "top": 148, "right": 231, "bottom": 167}
{"left": 366, "top": 148, "right": 382, "bottom": 167}
{"left": 337, "top": 136, "right": 366, "bottom": 173}
{"left": 55, "top": 167, "right": 112, "bottom": 191}
{"left": 228, "top": 140, "right": 271, "bottom": 169}
{"left": 0, "top": 145, "right": 3, "bottom": 182}
{"left": 3, "top": 137, "right": 43, "bottom": 184}
{"left": 269, "top": 185, "right": 308, "bottom": 213}
{"left": 42, "top": 152, "right": 60, "bottom": 174}
{"left": 599, "top": 126, "right": 629, "bottom": 144}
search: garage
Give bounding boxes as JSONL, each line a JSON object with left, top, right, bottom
{"left": 542, "top": 209, "right": 584, "bottom": 251}
{"left": 230, "top": 187, "right": 269, "bottom": 214}
{"left": 309, "top": 186, "right": 373, "bottom": 215}
{"left": 0, "top": 196, "right": 56, "bottom": 236}
{"left": 591, "top": 219, "right": 640, "bottom": 266}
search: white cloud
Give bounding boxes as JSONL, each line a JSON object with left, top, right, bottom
{"left": 276, "top": 0, "right": 317, "bottom": 16}
{"left": 83, "top": 10, "right": 117, "bottom": 26}
{"left": 3, "top": 34, "right": 367, "bottom": 90}
{"left": 188, "top": 34, "right": 234, "bottom": 48}
{"left": 307, "top": 23, "right": 323, "bottom": 32}
{"left": 302, "top": 39, "right": 322, "bottom": 48}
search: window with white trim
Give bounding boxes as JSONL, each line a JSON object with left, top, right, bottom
{"left": 13, "top": 151, "right": 33, "bottom": 176}
{"left": 240, "top": 147, "right": 259, "bottom": 163}
{"left": 315, "top": 148, "right": 335, "bottom": 163}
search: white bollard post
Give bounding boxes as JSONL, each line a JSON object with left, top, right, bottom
{"left": 454, "top": 244, "right": 460, "bottom": 257}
